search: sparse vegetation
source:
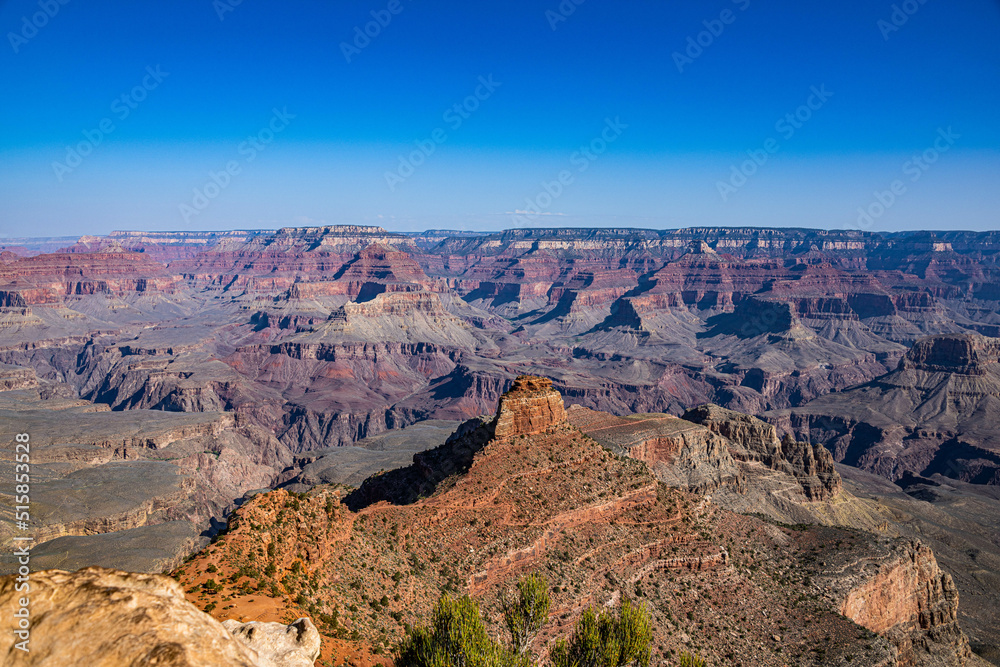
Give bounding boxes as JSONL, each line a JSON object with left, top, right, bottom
{"left": 550, "top": 599, "right": 652, "bottom": 667}
{"left": 395, "top": 594, "right": 523, "bottom": 667}
{"left": 396, "top": 575, "right": 652, "bottom": 667}
{"left": 678, "top": 653, "right": 706, "bottom": 667}
{"left": 501, "top": 573, "right": 551, "bottom": 655}
{"left": 170, "top": 410, "right": 903, "bottom": 667}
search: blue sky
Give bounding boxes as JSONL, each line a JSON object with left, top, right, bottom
{"left": 1, "top": 0, "right": 998, "bottom": 236}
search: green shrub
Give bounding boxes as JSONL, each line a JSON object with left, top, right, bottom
{"left": 678, "top": 653, "right": 706, "bottom": 667}
{"left": 501, "top": 573, "right": 551, "bottom": 655}
{"left": 395, "top": 594, "right": 524, "bottom": 667}
{"left": 550, "top": 599, "right": 652, "bottom": 667}
{"left": 395, "top": 574, "right": 651, "bottom": 667}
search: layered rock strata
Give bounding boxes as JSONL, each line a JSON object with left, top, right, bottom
{"left": 774, "top": 333, "right": 1000, "bottom": 485}
{"left": 826, "top": 541, "right": 974, "bottom": 667}
{"left": 490, "top": 375, "right": 568, "bottom": 439}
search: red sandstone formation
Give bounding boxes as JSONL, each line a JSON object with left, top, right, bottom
{"left": 490, "top": 375, "right": 568, "bottom": 438}
{"left": 166, "top": 226, "right": 420, "bottom": 291}
{"left": 832, "top": 542, "right": 973, "bottom": 667}
{"left": 0, "top": 250, "right": 177, "bottom": 305}
{"left": 3, "top": 226, "right": 1000, "bottom": 660}
{"left": 5, "top": 225, "right": 1000, "bottom": 484}
{"left": 9, "top": 225, "right": 1000, "bottom": 481}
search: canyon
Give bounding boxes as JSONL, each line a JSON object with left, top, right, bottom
{"left": 7, "top": 225, "right": 1000, "bottom": 464}
{"left": 2, "top": 225, "right": 1000, "bottom": 663}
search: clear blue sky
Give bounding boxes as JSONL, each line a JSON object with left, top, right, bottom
{"left": 1, "top": 0, "right": 998, "bottom": 236}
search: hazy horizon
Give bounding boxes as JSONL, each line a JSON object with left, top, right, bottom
{"left": 8, "top": 221, "right": 1000, "bottom": 245}
{"left": 2, "top": 0, "right": 999, "bottom": 236}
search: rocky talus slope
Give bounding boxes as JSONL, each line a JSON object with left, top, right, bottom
{"left": 0, "top": 567, "right": 320, "bottom": 666}
{"left": 174, "top": 377, "right": 982, "bottom": 667}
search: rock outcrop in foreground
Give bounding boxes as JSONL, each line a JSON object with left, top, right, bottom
{"left": 0, "top": 567, "right": 320, "bottom": 667}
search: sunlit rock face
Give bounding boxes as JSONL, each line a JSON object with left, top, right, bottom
{"left": 0, "top": 566, "right": 321, "bottom": 667}
{"left": 490, "top": 375, "right": 569, "bottom": 439}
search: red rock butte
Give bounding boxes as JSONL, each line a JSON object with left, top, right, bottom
{"left": 490, "top": 375, "right": 569, "bottom": 439}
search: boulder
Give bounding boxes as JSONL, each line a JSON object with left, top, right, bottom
{"left": 0, "top": 567, "right": 320, "bottom": 666}
{"left": 222, "top": 619, "right": 321, "bottom": 667}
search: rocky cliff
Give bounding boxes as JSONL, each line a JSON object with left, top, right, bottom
{"left": 0, "top": 363, "right": 37, "bottom": 391}
{"left": 900, "top": 334, "right": 1000, "bottom": 374}
{"left": 565, "top": 404, "right": 740, "bottom": 494}
{"left": 0, "top": 380, "right": 293, "bottom": 575}
{"left": 564, "top": 401, "right": 863, "bottom": 531}
{"left": 8, "top": 225, "right": 1000, "bottom": 482}
{"left": 0, "top": 251, "right": 178, "bottom": 304}
{"left": 772, "top": 333, "right": 1000, "bottom": 486}
{"left": 826, "top": 541, "right": 974, "bottom": 667}
{"left": 683, "top": 404, "right": 842, "bottom": 501}
{"left": 0, "top": 567, "right": 320, "bottom": 666}
{"left": 3, "top": 226, "right": 1000, "bottom": 660}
